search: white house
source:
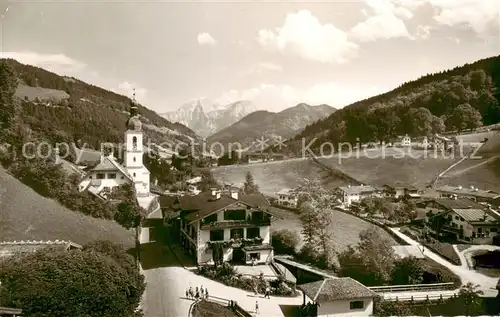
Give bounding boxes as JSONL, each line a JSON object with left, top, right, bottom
{"left": 298, "top": 277, "right": 376, "bottom": 317}
{"left": 78, "top": 91, "right": 158, "bottom": 212}
{"left": 336, "top": 185, "right": 378, "bottom": 206}
{"left": 275, "top": 188, "right": 299, "bottom": 209}
{"left": 165, "top": 189, "right": 279, "bottom": 265}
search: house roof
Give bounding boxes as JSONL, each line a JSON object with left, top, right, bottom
{"left": 57, "top": 157, "right": 86, "bottom": 177}
{"left": 452, "top": 209, "right": 498, "bottom": 223}
{"left": 178, "top": 191, "right": 277, "bottom": 223}
{"left": 0, "top": 240, "right": 81, "bottom": 258}
{"left": 431, "top": 198, "right": 486, "bottom": 210}
{"left": 74, "top": 147, "right": 102, "bottom": 165}
{"left": 436, "top": 185, "right": 500, "bottom": 199}
{"left": 299, "top": 277, "right": 375, "bottom": 303}
{"left": 89, "top": 156, "right": 133, "bottom": 181}
{"left": 338, "top": 185, "right": 377, "bottom": 195}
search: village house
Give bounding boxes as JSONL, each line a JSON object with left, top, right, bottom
{"left": 432, "top": 134, "right": 454, "bottom": 150}
{"left": 393, "top": 134, "right": 411, "bottom": 147}
{"left": 413, "top": 136, "right": 430, "bottom": 149}
{"left": 247, "top": 152, "right": 286, "bottom": 164}
{"left": 336, "top": 185, "right": 378, "bottom": 206}
{"left": 436, "top": 185, "right": 500, "bottom": 204}
{"left": 162, "top": 187, "right": 279, "bottom": 265}
{"left": 275, "top": 188, "right": 299, "bottom": 209}
{"left": 298, "top": 277, "right": 376, "bottom": 317}
{"left": 419, "top": 198, "right": 500, "bottom": 244}
{"left": 77, "top": 91, "right": 159, "bottom": 212}
{"left": 382, "top": 184, "right": 420, "bottom": 199}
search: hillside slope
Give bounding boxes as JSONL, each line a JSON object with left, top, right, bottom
{"left": 162, "top": 99, "right": 257, "bottom": 137}
{"left": 0, "top": 167, "right": 134, "bottom": 247}
{"left": 288, "top": 55, "right": 500, "bottom": 154}
{"left": 207, "top": 103, "right": 335, "bottom": 151}
{"left": 4, "top": 58, "right": 199, "bottom": 150}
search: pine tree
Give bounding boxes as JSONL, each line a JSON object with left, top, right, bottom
{"left": 0, "top": 61, "right": 18, "bottom": 132}
{"left": 243, "top": 171, "right": 259, "bottom": 194}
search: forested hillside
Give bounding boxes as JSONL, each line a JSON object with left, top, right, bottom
{"left": 288, "top": 55, "right": 500, "bottom": 153}
{"left": 2, "top": 58, "right": 198, "bottom": 150}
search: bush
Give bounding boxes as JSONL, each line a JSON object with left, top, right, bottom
{"left": 197, "top": 264, "right": 297, "bottom": 297}
{"left": 272, "top": 229, "right": 300, "bottom": 255}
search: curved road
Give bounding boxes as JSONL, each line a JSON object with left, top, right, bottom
{"left": 391, "top": 228, "right": 499, "bottom": 297}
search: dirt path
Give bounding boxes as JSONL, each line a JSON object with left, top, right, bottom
{"left": 444, "top": 155, "right": 499, "bottom": 178}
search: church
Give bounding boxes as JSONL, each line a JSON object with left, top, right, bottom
{"left": 78, "top": 90, "right": 159, "bottom": 212}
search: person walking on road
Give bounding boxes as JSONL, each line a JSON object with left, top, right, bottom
{"left": 195, "top": 287, "right": 200, "bottom": 300}
{"left": 185, "top": 289, "right": 189, "bottom": 299}
{"left": 205, "top": 288, "right": 209, "bottom": 299}
{"left": 265, "top": 286, "right": 270, "bottom": 299}
{"left": 189, "top": 287, "right": 194, "bottom": 299}
{"left": 255, "top": 301, "right": 259, "bottom": 314}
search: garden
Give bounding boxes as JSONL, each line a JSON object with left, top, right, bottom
{"left": 191, "top": 300, "right": 239, "bottom": 317}
{"left": 197, "top": 263, "right": 297, "bottom": 297}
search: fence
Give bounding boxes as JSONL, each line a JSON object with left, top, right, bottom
{"left": 382, "top": 292, "right": 458, "bottom": 303}
{"left": 369, "top": 282, "right": 455, "bottom": 293}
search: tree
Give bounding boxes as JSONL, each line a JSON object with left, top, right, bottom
{"left": 0, "top": 246, "right": 145, "bottom": 317}
{"left": 391, "top": 256, "right": 424, "bottom": 285}
{"left": 243, "top": 171, "right": 260, "bottom": 194}
{"left": 428, "top": 211, "right": 452, "bottom": 238}
{"left": 295, "top": 179, "right": 336, "bottom": 267}
{"left": 357, "top": 227, "right": 396, "bottom": 284}
{"left": 456, "top": 282, "right": 484, "bottom": 316}
{"left": 272, "top": 229, "right": 300, "bottom": 255}
{"left": 447, "top": 103, "right": 483, "bottom": 132}
{"left": 0, "top": 61, "right": 18, "bottom": 132}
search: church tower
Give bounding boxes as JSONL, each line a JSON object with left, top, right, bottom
{"left": 124, "top": 89, "right": 150, "bottom": 194}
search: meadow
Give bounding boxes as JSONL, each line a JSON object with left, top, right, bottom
{"left": 0, "top": 167, "right": 135, "bottom": 248}
{"left": 317, "top": 149, "right": 459, "bottom": 188}
{"left": 211, "top": 159, "right": 349, "bottom": 196}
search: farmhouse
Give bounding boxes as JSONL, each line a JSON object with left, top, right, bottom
{"left": 336, "top": 185, "right": 378, "bottom": 206}
{"left": 413, "top": 136, "right": 429, "bottom": 149}
{"left": 275, "top": 188, "right": 299, "bottom": 209}
{"left": 382, "top": 184, "right": 420, "bottom": 199}
{"left": 432, "top": 134, "right": 454, "bottom": 150}
{"left": 0, "top": 240, "right": 81, "bottom": 258}
{"left": 420, "top": 198, "right": 500, "bottom": 244}
{"left": 78, "top": 92, "right": 159, "bottom": 211}
{"left": 436, "top": 185, "right": 500, "bottom": 204}
{"left": 298, "top": 277, "right": 376, "bottom": 317}
{"left": 394, "top": 134, "right": 411, "bottom": 147}
{"left": 163, "top": 187, "right": 279, "bottom": 265}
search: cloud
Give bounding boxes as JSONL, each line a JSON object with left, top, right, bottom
{"left": 257, "top": 10, "right": 358, "bottom": 64}
{"left": 0, "top": 51, "right": 86, "bottom": 73}
{"left": 427, "top": 0, "right": 499, "bottom": 37}
{"left": 215, "top": 83, "right": 382, "bottom": 112}
{"left": 117, "top": 81, "right": 147, "bottom": 100}
{"left": 415, "top": 25, "right": 433, "bottom": 40}
{"left": 197, "top": 32, "right": 217, "bottom": 46}
{"left": 350, "top": 0, "right": 413, "bottom": 42}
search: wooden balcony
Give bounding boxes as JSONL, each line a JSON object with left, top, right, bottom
{"left": 200, "top": 219, "right": 271, "bottom": 230}
{"left": 206, "top": 237, "right": 264, "bottom": 249}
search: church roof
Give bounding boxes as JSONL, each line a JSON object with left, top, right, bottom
{"left": 127, "top": 116, "right": 142, "bottom": 131}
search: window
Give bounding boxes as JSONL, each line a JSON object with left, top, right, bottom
{"left": 491, "top": 228, "right": 497, "bottom": 232}
{"left": 230, "top": 228, "right": 244, "bottom": 239}
{"left": 247, "top": 227, "right": 260, "bottom": 239}
{"left": 108, "top": 173, "right": 116, "bottom": 179}
{"left": 121, "top": 176, "right": 124, "bottom": 179}
{"left": 224, "top": 210, "right": 246, "bottom": 221}
{"left": 89, "top": 176, "right": 93, "bottom": 179}
{"left": 209, "top": 230, "right": 224, "bottom": 241}
{"left": 133, "top": 173, "right": 136, "bottom": 177}
{"left": 203, "top": 214, "right": 218, "bottom": 224}
{"left": 249, "top": 253, "right": 260, "bottom": 260}
{"left": 350, "top": 301, "right": 364, "bottom": 310}
{"left": 96, "top": 173, "right": 105, "bottom": 179}
{"left": 132, "top": 136, "right": 137, "bottom": 150}
{"left": 133, "top": 156, "right": 136, "bottom": 162}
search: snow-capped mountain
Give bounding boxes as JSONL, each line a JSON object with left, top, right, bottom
{"left": 161, "top": 99, "right": 257, "bottom": 137}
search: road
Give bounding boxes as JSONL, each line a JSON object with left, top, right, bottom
{"left": 391, "top": 228, "right": 499, "bottom": 297}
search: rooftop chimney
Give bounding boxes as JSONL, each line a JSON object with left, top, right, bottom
{"left": 458, "top": 185, "right": 462, "bottom": 190}
{"left": 231, "top": 191, "right": 238, "bottom": 200}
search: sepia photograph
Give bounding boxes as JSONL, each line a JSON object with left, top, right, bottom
{"left": 0, "top": 0, "right": 499, "bottom": 316}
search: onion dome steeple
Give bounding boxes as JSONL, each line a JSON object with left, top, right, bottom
{"left": 127, "top": 88, "right": 142, "bottom": 131}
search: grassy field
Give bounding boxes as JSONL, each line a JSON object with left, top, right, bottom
{"left": 438, "top": 157, "right": 500, "bottom": 192}
{"left": 317, "top": 150, "right": 459, "bottom": 188}
{"left": 476, "top": 131, "right": 500, "bottom": 157}
{"left": 212, "top": 159, "right": 349, "bottom": 196}
{"left": 270, "top": 207, "right": 397, "bottom": 254}
{"left": 15, "top": 83, "right": 69, "bottom": 102}
{"left": 0, "top": 167, "right": 134, "bottom": 248}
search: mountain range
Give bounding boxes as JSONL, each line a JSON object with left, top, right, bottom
{"left": 161, "top": 99, "right": 258, "bottom": 138}
{"left": 206, "top": 103, "right": 335, "bottom": 152}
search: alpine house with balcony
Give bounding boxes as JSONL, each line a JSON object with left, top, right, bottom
{"left": 166, "top": 187, "right": 279, "bottom": 265}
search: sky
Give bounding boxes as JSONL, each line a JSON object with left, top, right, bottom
{"left": 1, "top": 0, "right": 499, "bottom": 113}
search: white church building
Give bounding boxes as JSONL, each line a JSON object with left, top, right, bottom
{"left": 78, "top": 91, "right": 159, "bottom": 213}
